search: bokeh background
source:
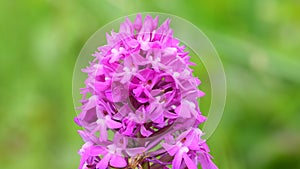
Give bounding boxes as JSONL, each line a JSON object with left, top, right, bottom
{"left": 1, "top": 0, "right": 300, "bottom": 169}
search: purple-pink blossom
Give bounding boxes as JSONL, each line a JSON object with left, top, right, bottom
{"left": 75, "top": 13, "right": 217, "bottom": 169}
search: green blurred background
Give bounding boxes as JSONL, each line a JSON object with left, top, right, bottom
{"left": 1, "top": 0, "right": 300, "bottom": 169}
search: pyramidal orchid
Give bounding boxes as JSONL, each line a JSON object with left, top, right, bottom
{"left": 75, "top": 14, "right": 218, "bottom": 169}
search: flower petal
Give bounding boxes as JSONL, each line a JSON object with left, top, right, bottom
{"left": 110, "top": 155, "right": 127, "bottom": 168}
{"left": 172, "top": 151, "right": 183, "bottom": 169}
{"left": 127, "top": 39, "right": 139, "bottom": 48}
{"left": 183, "top": 153, "right": 197, "bottom": 169}
{"left": 140, "top": 125, "right": 153, "bottom": 137}
{"left": 134, "top": 13, "right": 142, "bottom": 31}
{"left": 162, "top": 143, "right": 179, "bottom": 156}
{"left": 99, "top": 123, "right": 108, "bottom": 141}
{"left": 96, "top": 153, "right": 111, "bottom": 169}
{"left": 90, "top": 146, "right": 106, "bottom": 156}
{"left": 198, "top": 153, "right": 218, "bottom": 169}
{"left": 105, "top": 116, "right": 122, "bottom": 129}
{"left": 126, "top": 147, "right": 146, "bottom": 157}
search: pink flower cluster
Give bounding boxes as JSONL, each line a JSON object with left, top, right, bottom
{"left": 75, "top": 14, "right": 217, "bottom": 169}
